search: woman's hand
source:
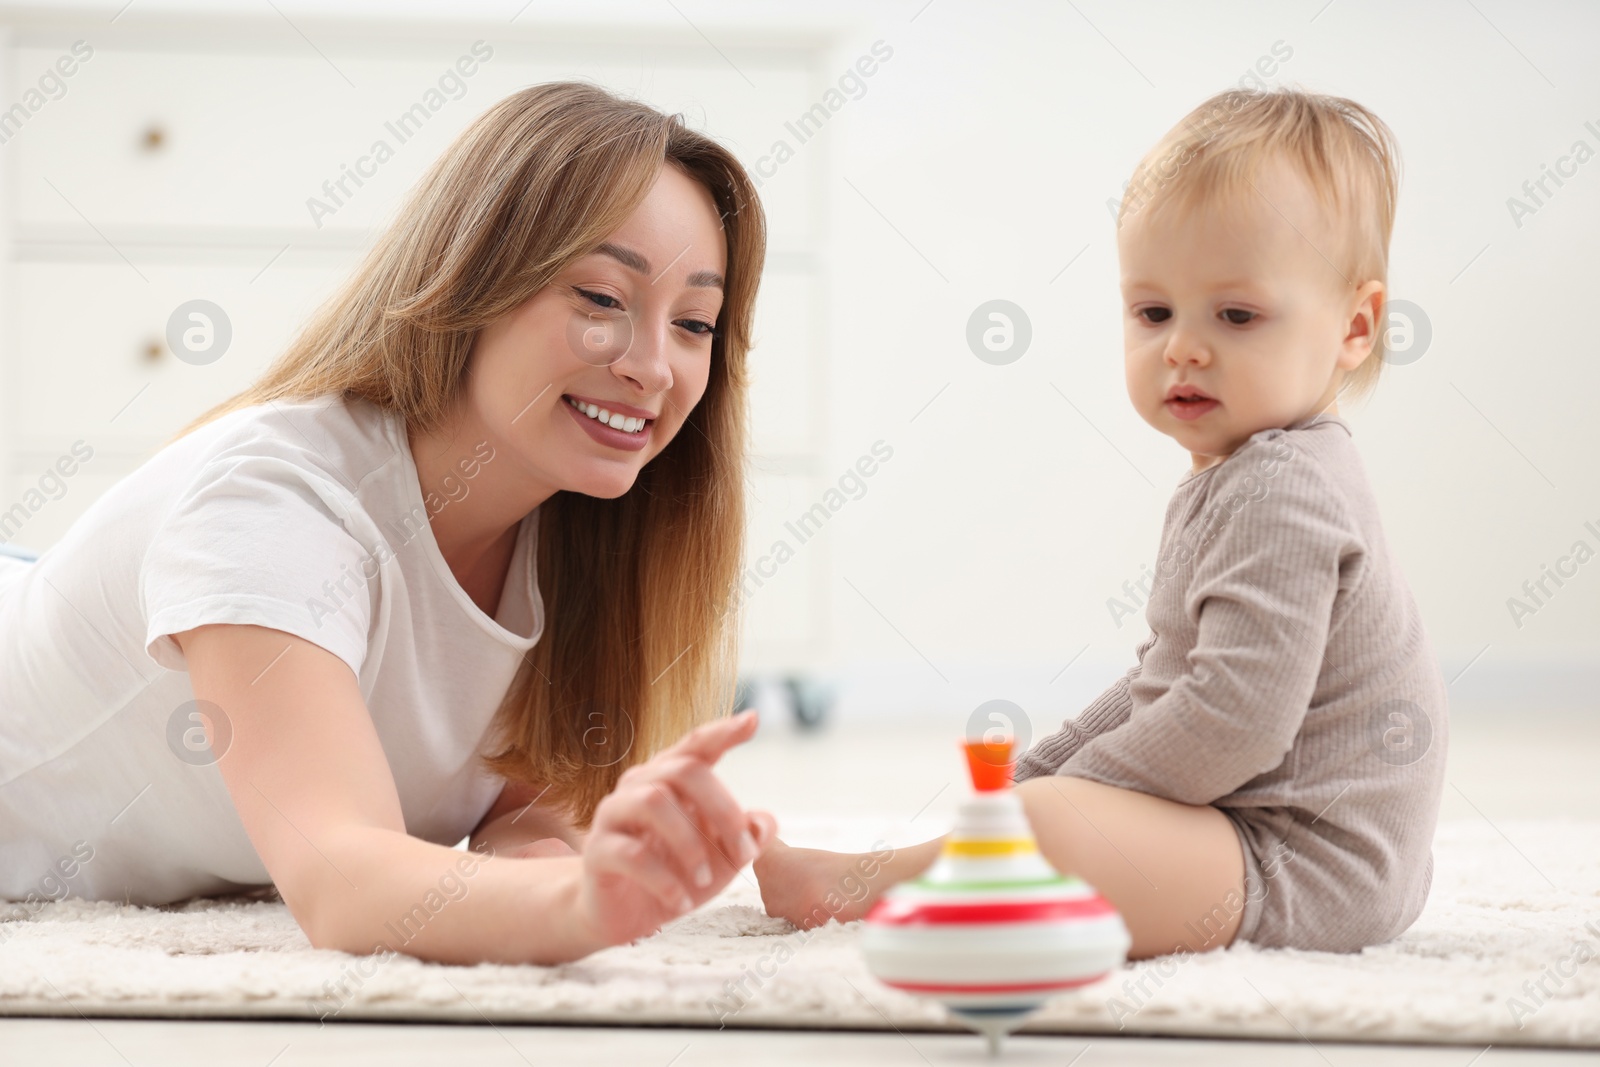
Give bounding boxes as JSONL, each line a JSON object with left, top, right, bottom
{"left": 577, "top": 709, "right": 776, "bottom": 947}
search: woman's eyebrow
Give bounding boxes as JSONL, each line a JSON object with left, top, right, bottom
{"left": 595, "top": 241, "right": 724, "bottom": 289}
{"left": 685, "top": 269, "right": 724, "bottom": 290}
{"left": 597, "top": 241, "right": 650, "bottom": 274}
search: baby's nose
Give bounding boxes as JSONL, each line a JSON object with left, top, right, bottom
{"left": 1164, "top": 329, "right": 1211, "bottom": 366}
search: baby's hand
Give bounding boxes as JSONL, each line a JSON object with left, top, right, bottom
{"left": 753, "top": 839, "right": 878, "bottom": 929}
{"left": 497, "top": 838, "right": 578, "bottom": 859}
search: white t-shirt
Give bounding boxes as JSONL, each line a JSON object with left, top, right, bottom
{"left": 0, "top": 394, "right": 544, "bottom": 906}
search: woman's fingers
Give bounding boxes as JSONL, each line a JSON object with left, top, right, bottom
{"left": 619, "top": 715, "right": 760, "bottom": 870}
{"left": 665, "top": 708, "right": 759, "bottom": 767}
{"left": 647, "top": 758, "right": 752, "bottom": 868}
{"left": 586, "top": 826, "right": 694, "bottom": 916}
{"left": 580, "top": 710, "right": 775, "bottom": 943}
{"left": 623, "top": 778, "right": 718, "bottom": 889}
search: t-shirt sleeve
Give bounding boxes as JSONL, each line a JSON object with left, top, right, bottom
{"left": 1055, "top": 440, "right": 1355, "bottom": 805}
{"left": 140, "top": 452, "right": 375, "bottom": 679}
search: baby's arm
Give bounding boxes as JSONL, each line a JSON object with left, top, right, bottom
{"left": 1052, "top": 451, "right": 1351, "bottom": 805}
{"left": 470, "top": 780, "right": 587, "bottom": 859}
{"left": 1014, "top": 636, "right": 1152, "bottom": 781}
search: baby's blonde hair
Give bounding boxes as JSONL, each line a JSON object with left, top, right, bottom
{"left": 1117, "top": 86, "right": 1401, "bottom": 399}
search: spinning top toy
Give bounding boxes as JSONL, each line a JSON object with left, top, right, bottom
{"left": 860, "top": 737, "right": 1131, "bottom": 1054}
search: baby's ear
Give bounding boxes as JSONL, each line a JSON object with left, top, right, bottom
{"left": 1340, "top": 281, "right": 1386, "bottom": 369}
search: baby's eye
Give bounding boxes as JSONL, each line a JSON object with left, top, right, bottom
{"left": 576, "top": 287, "right": 623, "bottom": 310}
{"left": 1137, "top": 307, "right": 1172, "bottom": 324}
{"left": 1220, "top": 308, "right": 1256, "bottom": 325}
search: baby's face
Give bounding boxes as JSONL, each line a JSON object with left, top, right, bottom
{"left": 1117, "top": 155, "right": 1382, "bottom": 471}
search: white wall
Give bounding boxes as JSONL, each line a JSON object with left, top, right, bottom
{"left": 784, "top": 0, "right": 1600, "bottom": 724}
{"left": 7, "top": 0, "right": 1596, "bottom": 732}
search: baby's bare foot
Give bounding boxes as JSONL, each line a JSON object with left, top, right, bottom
{"left": 753, "top": 838, "right": 878, "bottom": 929}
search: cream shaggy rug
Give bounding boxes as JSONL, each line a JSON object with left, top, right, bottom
{"left": 2, "top": 817, "right": 1597, "bottom": 1049}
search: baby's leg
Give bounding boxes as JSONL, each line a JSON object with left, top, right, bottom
{"left": 1014, "top": 776, "right": 1246, "bottom": 959}
{"left": 755, "top": 836, "right": 943, "bottom": 929}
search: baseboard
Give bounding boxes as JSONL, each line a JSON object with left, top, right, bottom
{"left": 800, "top": 654, "right": 1599, "bottom": 731}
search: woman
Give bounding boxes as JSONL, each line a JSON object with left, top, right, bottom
{"left": 0, "top": 82, "right": 775, "bottom": 965}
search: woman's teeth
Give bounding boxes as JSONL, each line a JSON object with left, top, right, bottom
{"left": 567, "top": 396, "right": 648, "bottom": 434}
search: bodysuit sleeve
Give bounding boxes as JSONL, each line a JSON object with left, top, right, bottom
{"left": 1051, "top": 443, "right": 1357, "bottom": 805}
{"left": 1013, "top": 632, "right": 1154, "bottom": 782}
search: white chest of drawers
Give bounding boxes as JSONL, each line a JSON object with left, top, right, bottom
{"left": 0, "top": 6, "right": 836, "bottom": 681}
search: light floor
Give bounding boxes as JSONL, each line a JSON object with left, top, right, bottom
{"left": 3, "top": 707, "right": 1596, "bottom": 1065}
{"left": 1, "top": 1017, "right": 1595, "bottom": 1065}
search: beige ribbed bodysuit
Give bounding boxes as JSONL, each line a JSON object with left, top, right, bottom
{"left": 1015, "top": 413, "right": 1448, "bottom": 953}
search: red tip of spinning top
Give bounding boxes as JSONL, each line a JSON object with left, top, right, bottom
{"left": 963, "top": 737, "right": 1014, "bottom": 791}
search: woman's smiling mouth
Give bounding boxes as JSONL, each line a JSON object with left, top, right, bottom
{"left": 563, "top": 393, "right": 656, "bottom": 452}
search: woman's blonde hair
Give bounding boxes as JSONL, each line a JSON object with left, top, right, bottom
{"left": 1116, "top": 86, "right": 1402, "bottom": 399}
{"left": 169, "top": 81, "right": 765, "bottom": 826}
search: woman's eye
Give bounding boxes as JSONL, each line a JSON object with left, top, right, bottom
{"left": 576, "top": 287, "right": 622, "bottom": 310}
{"left": 1137, "top": 307, "right": 1171, "bottom": 324}
{"left": 1220, "top": 308, "right": 1256, "bottom": 325}
{"left": 677, "top": 318, "right": 717, "bottom": 337}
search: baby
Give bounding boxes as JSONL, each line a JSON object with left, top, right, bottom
{"left": 754, "top": 87, "right": 1448, "bottom": 957}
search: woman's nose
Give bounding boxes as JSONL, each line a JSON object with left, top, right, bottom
{"left": 614, "top": 319, "right": 674, "bottom": 394}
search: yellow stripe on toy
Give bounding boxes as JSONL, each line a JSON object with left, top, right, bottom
{"left": 945, "top": 837, "right": 1038, "bottom": 857}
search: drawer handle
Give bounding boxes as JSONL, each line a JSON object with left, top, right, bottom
{"left": 140, "top": 124, "right": 166, "bottom": 152}
{"left": 143, "top": 338, "right": 164, "bottom": 362}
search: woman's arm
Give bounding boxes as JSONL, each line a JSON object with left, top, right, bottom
{"left": 175, "top": 622, "right": 769, "bottom": 965}
{"left": 176, "top": 622, "right": 595, "bottom": 964}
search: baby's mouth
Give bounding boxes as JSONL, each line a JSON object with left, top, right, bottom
{"left": 1163, "top": 386, "right": 1220, "bottom": 421}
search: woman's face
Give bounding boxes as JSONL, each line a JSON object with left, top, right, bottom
{"left": 463, "top": 163, "right": 728, "bottom": 500}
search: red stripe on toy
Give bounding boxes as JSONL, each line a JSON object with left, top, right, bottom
{"left": 867, "top": 897, "right": 1117, "bottom": 926}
